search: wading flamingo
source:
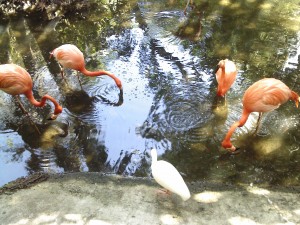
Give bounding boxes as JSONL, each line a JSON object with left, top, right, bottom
{"left": 50, "top": 44, "right": 122, "bottom": 89}
{"left": 0, "top": 64, "right": 63, "bottom": 121}
{"left": 222, "top": 78, "right": 300, "bottom": 152}
{"left": 215, "top": 59, "right": 237, "bottom": 97}
{"left": 151, "top": 148, "right": 191, "bottom": 201}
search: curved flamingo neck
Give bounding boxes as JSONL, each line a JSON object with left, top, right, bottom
{"left": 80, "top": 67, "right": 111, "bottom": 77}
{"left": 25, "top": 91, "right": 46, "bottom": 107}
{"left": 216, "top": 67, "right": 226, "bottom": 97}
{"left": 220, "top": 67, "right": 225, "bottom": 75}
{"left": 79, "top": 68, "right": 122, "bottom": 89}
{"left": 222, "top": 109, "right": 251, "bottom": 149}
{"left": 24, "top": 91, "right": 62, "bottom": 115}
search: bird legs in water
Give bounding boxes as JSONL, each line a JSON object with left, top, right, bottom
{"left": 59, "top": 66, "right": 65, "bottom": 80}
{"left": 253, "top": 112, "right": 263, "bottom": 135}
{"left": 76, "top": 71, "right": 83, "bottom": 89}
{"left": 59, "top": 66, "right": 69, "bottom": 85}
{"left": 14, "top": 96, "right": 41, "bottom": 135}
{"left": 59, "top": 66, "right": 83, "bottom": 90}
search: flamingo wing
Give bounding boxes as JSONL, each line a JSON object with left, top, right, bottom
{"left": 0, "top": 64, "right": 32, "bottom": 95}
{"left": 53, "top": 44, "right": 85, "bottom": 71}
{"left": 261, "top": 82, "right": 291, "bottom": 110}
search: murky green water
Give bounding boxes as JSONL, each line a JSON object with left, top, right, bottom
{"left": 0, "top": 0, "right": 299, "bottom": 187}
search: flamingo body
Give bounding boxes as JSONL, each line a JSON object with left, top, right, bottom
{"left": 0, "top": 64, "right": 63, "bottom": 120}
{"left": 51, "top": 44, "right": 85, "bottom": 71}
{"left": 216, "top": 59, "right": 237, "bottom": 97}
{"left": 151, "top": 149, "right": 191, "bottom": 201}
{"left": 51, "top": 44, "right": 122, "bottom": 89}
{"left": 242, "top": 78, "right": 294, "bottom": 112}
{"left": 0, "top": 64, "right": 33, "bottom": 95}
{"left": 222, "top": 78, "right": 300, "bottom": 152}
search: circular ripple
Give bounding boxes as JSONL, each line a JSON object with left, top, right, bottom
{"left": 89, "top": 83, "right": 123, "bottom": 107}
{"left": 165, "top": 100, "right": 211, "bottom": 132}
{"left": 166, "top": 102, "right": 201, "bottom": 131}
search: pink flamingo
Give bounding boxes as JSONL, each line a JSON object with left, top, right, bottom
{"left": 50, "top": 44, "right": 122, "bottom": 89}
{"left": 215, "top": 59, "right": 237, "bottom": 97}
{"left": 222, "top": 78, "right": 300, "bottom": 152}
{"left": 0, "top": 64, "right": 62, "bottom": 120}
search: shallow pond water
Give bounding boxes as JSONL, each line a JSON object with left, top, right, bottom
{"left": 0, "top": 0, "right": 300, "bottom": 187}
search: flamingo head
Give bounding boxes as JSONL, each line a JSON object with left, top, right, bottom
{"left": 222, "top": 139, "right": 237, "bottom": 152}
{"left": 49, "top": 50, "right": 54, "bottom": 59}
{"left": 290, "top": 91, "right": 300, "bottom": 108}
{"left": 215, "top": 59, "right": 227, "bottom": 74}
{"left": 48, "top": 105, "right": 63, "bottom": 120}
{"left": 218, "top": 59, "right": 227, "bottom": 67}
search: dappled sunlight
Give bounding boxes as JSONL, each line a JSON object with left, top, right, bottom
{"left": 246, "top": 186, "right": 270, "bottom": 196}
{"left": 9, "top": 218, "right": 29, "bottom": 225}
{"left": 294, "top": 209, "right": 300, "bottom": 216}
{"left": 11, "top": 213, "right": 114, "bottom": 225}
{"left": 219, "top": 0, "right": 231, "bottom": 6}
{"left": 259, "top": 3, "right": 272, "bottom": 10}
{"left": 160, "top": 214, "right": 182, "bottom": 225}
{"left": 31, "top": 213, "right": 58, "bottom": 224}
{"left": 212, "top": 102, "right": 228, "bottom": 118}
{"left": 87, "top": 219, "right": 113, "bottom": 225}
{"left": 193, "top": 191, "right": 222, "bottom": 203}
{"left": 253, "top": 137, "right": 282, "bottom": 156}
{"left": 63, "top": 214, "right": 84, "bottom": 223}
{"left": 0, "top": 0, "right": 300, "bottom": 224}
{"left": 228, "top": 216, "right": 262, "bottom": 225}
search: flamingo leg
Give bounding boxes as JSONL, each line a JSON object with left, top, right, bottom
{"left": 59, "top": 65, "right": 65, "bottom": 79}
{"left": 58, "top": 65, "right": 70, "bottom": 86}
{"left": 14, "top": 96, "right": 41, "bottom": 135}
{"left": 156, "top": 188, "right": 172, "bottom": 199}
{"left": 253, "top": 112, "right": 263, "bottom": 135}
{"left": 76, "top": 71, "right": 83, "bottom": 90}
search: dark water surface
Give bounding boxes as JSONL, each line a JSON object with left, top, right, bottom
{"left": 0, "top": 0, "right": 300, "bottom": 186}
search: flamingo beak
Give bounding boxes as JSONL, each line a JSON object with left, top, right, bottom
{"left": 48, "top": 114, "right": 58, "bottom": 120}
{"left": 223, "top": 143, "right": 239, "bottom": 154}
{"left": 228, "top": 147, "right": 241, "bottom": 155}
{"left": 49, "top": 51, "right": 53, "bottom": 60}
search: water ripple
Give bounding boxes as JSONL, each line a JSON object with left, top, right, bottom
{"left": 165, "top": 101, "right": 206, "bottom": 131}
{"left": 89, "top": 83, "right": 124, "bottom": 107}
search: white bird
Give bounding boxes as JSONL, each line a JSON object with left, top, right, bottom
{"left": 150, "top": 148, "right": 191, "bottom": 201}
